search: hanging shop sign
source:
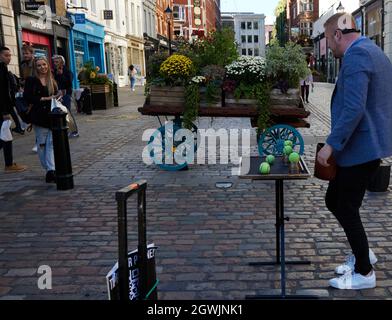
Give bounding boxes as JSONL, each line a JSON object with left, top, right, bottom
{"left": 25, "top": 1, "right": 45, "bottom": 11}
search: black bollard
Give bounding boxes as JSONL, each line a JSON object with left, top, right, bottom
{"left": 82, "top": 88, "right": 93, "bottom": 115}
{"left": 50, "top": 108, "right": 74, "bottom": 190}
{"left": 113, "top": 82, "right": 119, "bottom": 107}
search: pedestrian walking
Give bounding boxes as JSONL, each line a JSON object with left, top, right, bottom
{"left": 0, "top": 47, "right": 27, "bottom": 173}
{"left": 0, "top": 47, "right": 25, "bottom": 134}
{"left": 23, "top": 56, "right": 62, "bottom": 183}
{"left": 53, "top": 55, "right": 79, "bottom": 138}
{"left": 299, "top": 66, "right": 314, "bottom": 104}
{"left": 20, "top": 44, "right": 37, "bottom": 152}
{"left": 317, "top": 13, "right": 392, "bottom": 290}
{"left": 128, "top": 65, "right": 137, "bottom": 92}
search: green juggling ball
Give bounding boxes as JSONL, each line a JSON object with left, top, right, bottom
{"left": 259, "top": 162, "right": 270, "bottom": 174}
{"left": 284, "top": 140, "right": 293, "bottom": 147}
{"left": 289, "top": 152, "right": 300, "bottom": 163}
{"left": 283, "top": 145, "right": 293, "bottom": 155}
{"left": 266, "top": 155, "right": 275, "bottom": 165}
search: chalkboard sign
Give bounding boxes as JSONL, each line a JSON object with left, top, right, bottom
{"left": 103, "top": 10, "right": 113, "bottom": 20}
{"left": 106, "top": 244, "right": 158, "bottom": 300}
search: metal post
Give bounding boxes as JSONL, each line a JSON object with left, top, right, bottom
{"left": 138, "top": 186, "right": 148, "bottom": 299}
{"left": 117, "top": 198, "right": 129, "bottom": 300}
{"left": 49, "top": 110, "right": 74, "bottom": 190}
{"left": 168, "top": 20, "right": 172, "bottom": 55}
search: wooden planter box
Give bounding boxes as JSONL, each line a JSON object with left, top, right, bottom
{"left": 224, "top": 93, "right": 257, "bottom": 107}
{"left": 270, "top": 88, "right": 301, "bottom": 107}
{"left": 149, "top": 86, "right": 185, "bottom": 107}
{"left": 82, "top": 84, "right": 114, "bottom": 110}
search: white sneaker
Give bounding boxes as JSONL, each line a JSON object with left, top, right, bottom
{"left": 329, "top": 271, "right": 376, "bottom": 290}
{"left": 335, "top": 249, "right": 377, "bottom": 275}
{"left": 32, "top": 145, "right": 37, "bottom": 153}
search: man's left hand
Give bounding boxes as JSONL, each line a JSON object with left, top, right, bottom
{"left": 317, "top": 143, "right": 334, "bottom": 167}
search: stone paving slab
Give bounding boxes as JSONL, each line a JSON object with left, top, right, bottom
{"left": 0, "top": 85, "right": 391, "bottom": 300}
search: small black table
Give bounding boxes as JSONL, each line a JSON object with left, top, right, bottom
{"left": 239, "top": 156, "right": 317, "bottom": 299}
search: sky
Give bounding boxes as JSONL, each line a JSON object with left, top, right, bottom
{"left": 221, "top": 0, "right": 281, "bottom": 25}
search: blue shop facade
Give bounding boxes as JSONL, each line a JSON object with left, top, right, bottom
{"left": 68, "top": 14, "right": 106, "bottom": 88}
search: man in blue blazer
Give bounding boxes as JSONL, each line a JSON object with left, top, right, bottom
{"left": 318, "top": 13, "right": 392, "bottom": 290}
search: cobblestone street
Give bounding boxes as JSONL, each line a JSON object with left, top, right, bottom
{"left": 1, "top": 84, "right": 392, "bottom": 300}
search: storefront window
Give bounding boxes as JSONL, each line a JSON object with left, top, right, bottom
{"left": 74, "top": 38, "right": 85, "bottom": 76}
{"left": 366, "top": 3, "right": 382, "bottom": 47}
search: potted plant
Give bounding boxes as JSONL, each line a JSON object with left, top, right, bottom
{"left": 199, "top": 64, "right": 225, "bottom": 107}
{"left": 265, "top": 42, "right": 308, "bottom": 107}
{"left": 78, "top": 62, "right": 114, "bottom": 110}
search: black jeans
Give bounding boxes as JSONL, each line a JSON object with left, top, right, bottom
{"left": 0, "top": 118, "right": 13, "bottom": 166}
{"left": 325, "top": 159, "right": 381, "bottom": 275}
{"left": 301, "top": 85, "right": 309, "bottom": 102}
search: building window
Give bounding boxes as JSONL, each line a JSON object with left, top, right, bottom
{"left": 81, "top": 0, "right": 87, "bottom": 8}
{"left": 91, "top": 0, "right": 97, "bottom": 14}
{"left": 254, "top": 48, "right": 259, "bottom": 56}
{"left": 248, "top": 35, "right": 252, "bottom": 43}
{"left": 301, "top": 0, "right": 313, "bottom": 12}
{"left": 300, "top": 21, "right": 313, "bottom": 36}
{"left": 131, "top": 3, "right": 135, "bottom": 34}
{"left": 241, "top": 22, "right": 246, "bottom": 29}
{"left": 248, "top": 48, "right": 253, "bottom": 56}
{"left": 115, "top": 0, "right": 121, "bottom": 31}
{"left": 241, "top": 35, "right": 246, "bottom": 43}
{"left": 253, "top": 22, "right": 258, "bottom": 30}
{"left": 242, "top": 48, "right": 246, "bottom": 55}
{"left": 254, "top": 35, "right": 258, "bottom": 43}
{"left": 247, "top": 22, "right": 252, "bottom": 29}
{"left": 173, "top": 5, "right": 185, "bottom": 21}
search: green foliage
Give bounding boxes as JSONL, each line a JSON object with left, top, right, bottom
{"left": 78, "top": 61, "right": 112, "bottom": 85}
{"left": 146, "top": 51, "right": 169, "bottom": 81}
{"left": 232, "top": 83, "right": 271, "bottom": 130}
{"left": 266, "top": 42, "right": 308, "bottom": 88}
{"left": 183, "top": 83, "right": 200, "bottom": 129}
{"left": 177, "top": 28, "right": 238, "bottom": 73}
{"left": 255, "top": 83, "right": 271, "bottom": 131}
{"left": 205, "top": 82, "right": 220, "bottom": 105}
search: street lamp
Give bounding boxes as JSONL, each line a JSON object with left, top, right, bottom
{"left": 336, "top": 1, "right": 345, "bottom": 13}
{"left": 164, "top": 5, "right": 173, "bottom": 55}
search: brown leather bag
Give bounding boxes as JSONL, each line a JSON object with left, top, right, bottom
{"left": 314, "top": 143, "right": 337, "bottom": 181}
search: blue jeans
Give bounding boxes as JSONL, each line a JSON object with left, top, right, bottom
{"left": 34, "top": 125, "right": 55, "bottom": 172}
{"left": 62, "top": 94, "right": 72, "bottom": 111}
{"left": 130, "top": 77, "right": 136, "bottom": 90}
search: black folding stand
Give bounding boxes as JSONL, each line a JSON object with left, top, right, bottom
{"left": 240, "top": 156, "right": 318, "bottom": 299}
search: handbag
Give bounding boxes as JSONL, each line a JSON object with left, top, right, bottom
{"left": 314, "top": 143, "right": 337, "bottom": 181}
{"left": 51, "top": 98, "right": 70, "bottom": 124}
{"left": 0, "top": 120, "right": 13, "bottom": 142}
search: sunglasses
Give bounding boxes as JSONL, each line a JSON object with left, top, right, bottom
{"left": 336, "top": 28, "right": 360, "bottom": 35}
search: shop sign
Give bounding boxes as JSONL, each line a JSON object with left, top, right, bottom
{"left": 103, "top": 10, "right": 113, "bottom": 20}
{"left": 75, "top": 14, "right": 86, "bottom": 24}
{"left": 25, "top": 1, "right": 45, "bottom": 10}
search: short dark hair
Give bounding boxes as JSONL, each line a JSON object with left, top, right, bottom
{"left": 0, "top": 46, "right": 10, "bottom": 53}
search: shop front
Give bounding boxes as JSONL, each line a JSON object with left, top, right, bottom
{"left": 68, "top": 14, "right": 106, "bottom": 88}
{"left": 105, "top": 33, "right": 129, "bottom": 88}
{"left": 127, "top": 35, "right": 146, "bottom": 82}
{"left": 20, "top": 13, "right": 54, "bottom": 60}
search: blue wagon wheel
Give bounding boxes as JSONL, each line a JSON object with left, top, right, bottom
{"left": 258, "top": 124, "right": 304, "bottom": 156}
{"left": 148, "top": 120, "right": 198, "bottom": 171}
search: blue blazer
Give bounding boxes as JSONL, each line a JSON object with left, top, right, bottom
{"left": 327, "top": 37, "right": 392, "bottom": 166}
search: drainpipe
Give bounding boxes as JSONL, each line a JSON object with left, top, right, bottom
{"left": 12, "top": 0, "right": 23, "bottom": 72}
{"left": 381, "top": 0, "right": 385, "bottom": 50}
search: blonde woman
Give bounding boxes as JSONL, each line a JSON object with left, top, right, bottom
{"left": 24, "top": 56, "right": 61, "bottom": 183}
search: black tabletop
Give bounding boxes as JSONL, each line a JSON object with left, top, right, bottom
{"left": 239, "top": 156, "right": 311, "bottom": 180}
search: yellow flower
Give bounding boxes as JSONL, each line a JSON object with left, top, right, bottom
{"left": 90, "top": 71, "right": 96, "bottom": 79}
{"left": 95, "top": 66, "right": 100, "bottom": 72}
